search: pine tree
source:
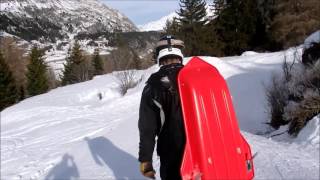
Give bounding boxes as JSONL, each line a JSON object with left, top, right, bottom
{"left": 92, "top": 48, "right": 104, "bottom": 76}
{"left": 258, "top": 0, "right": 279, "bottom": 50}
{"left": 26, "top": 46, "right": 49, "bottom": 96}
{"left": 69, "top": 41, "right": 85, "bottom": 65}
{"left": 176, "top": 0, "right": 210, "bottom": 56}
{"left": 61, "top": 41, "right": 90, "bottom": 85}
{"left": 241, "top": 0, "right": 265, "bottom": 49}
{"left": 0, "top": 51, "right": 19, "bottom": 111}
{"left": 211, "top": 0, "right": 225, "bottom": 16}
{"left": 19, "top": 86, "right": 25, "bottom": 101}
{"left": 178, "top": 0, "right": 208, "bottom": 26}
{"left": 214, "top": 0, "right": 262, "bottom": 55}
{"left": 164, "top": 17, "right": 180, "bottom": 36}
{"left": 61, "top": 50, "right": 76, "bottom": 85}
{"left": 204, "top": 21, "right": 225, "bottom": 56}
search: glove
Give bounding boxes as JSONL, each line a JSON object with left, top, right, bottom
{"left": 140, "top": 161, "right": 156, "bottom": 179}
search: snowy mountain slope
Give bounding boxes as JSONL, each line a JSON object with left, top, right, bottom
{"left": 1, "top": 49, "right": 319, "bottom": 179}
{"left": 0, "top": 0, "right": 157, "bottom": 80}
{"left": 139, "top": 5, "right": 214, "bottom": 32}
{"left": 0, "top": 0, "right": 138, "bottom": 41}
{"left": 138, "top": 12, "right": 177, "bottom": 32}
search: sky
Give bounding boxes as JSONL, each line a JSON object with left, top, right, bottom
{"left": 102, "top": 0, "right": 180, "bottom": 25}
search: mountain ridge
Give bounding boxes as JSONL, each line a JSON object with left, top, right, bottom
{"left": 0, "top": 0, "right": 138, "bottom": 42}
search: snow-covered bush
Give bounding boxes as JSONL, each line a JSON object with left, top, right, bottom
{"left": 267, "top": 42, "right": 320, "bottom": 136}
{"left": 114, "top": 70, "right": 142, "bottom": 96}
{"left": 266, "top": 75, "right": 289, "bottom": 128}
{"left": 286, "top": 91, "right": 320, "bottom": 135}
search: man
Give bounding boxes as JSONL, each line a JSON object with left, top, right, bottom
{"left": 138, "top": 35, "right": 186, "bottom": 180}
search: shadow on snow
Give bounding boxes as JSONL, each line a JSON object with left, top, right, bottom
{"left": 45, "top": 153, "right": 79, "bottom": 180}
{"left": 85, "top": 136, "right": 142, "bottom": 179}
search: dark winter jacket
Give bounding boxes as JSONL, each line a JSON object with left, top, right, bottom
{"left": 138, "top": 63, "right": 186, "bottom": 163}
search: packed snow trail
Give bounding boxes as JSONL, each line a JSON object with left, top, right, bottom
{"left": 1, "top": 50, "right": 319, "bottom": 179}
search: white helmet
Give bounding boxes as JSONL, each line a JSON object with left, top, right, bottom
{"left": 155, "top": 35, "right": 184, "bottom": 65}
{"left": 157, "top": 47, "right": 184, "bottom": 63}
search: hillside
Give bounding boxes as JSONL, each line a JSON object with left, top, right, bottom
{"left": 0, "top": 0, "right": 138, "bottom": 42}
{"left": 1, "top": 48, "right": 319, "bottom": 179}
{"left": 0, "top": 0, "right": 164, "bottom": 79}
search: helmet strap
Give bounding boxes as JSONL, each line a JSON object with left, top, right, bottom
{"left": 167, "top": 36, "right": 172, "bottom": 51}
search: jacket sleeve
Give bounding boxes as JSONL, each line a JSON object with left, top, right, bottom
{"left": 138, "top": 85, "right": 160, "bottom": 162}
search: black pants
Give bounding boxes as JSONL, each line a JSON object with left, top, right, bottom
{"left": 159, "top": 152, "right": 183, "bottom": 180}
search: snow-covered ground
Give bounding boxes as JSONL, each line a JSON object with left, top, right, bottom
{"left": 1, "top": 48, "right": 319, "bottom": 179}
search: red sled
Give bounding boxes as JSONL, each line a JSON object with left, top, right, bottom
{"left": 178, "top": 57, "right": 254, "bottom": 180}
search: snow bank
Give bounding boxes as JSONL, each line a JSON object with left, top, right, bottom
{"left": 295, "top": 114, "right": 320, "bottom": 147}
{"left": 201, "top": 51, "right": 294, "bottom": 133}
{"left": 267, "top": 114, "right": 320, "bottom": 151}
{"left": 241, "top": 51, "right": 259, "bottom": 56}
{"left": 304, "top": 30, "right": 320, "bottom": 48}
{"left": 0, "top": 31, "right": 16, "bottom": 38}
{"left": 244, "top": 131, "right": 320, "bottom": 179}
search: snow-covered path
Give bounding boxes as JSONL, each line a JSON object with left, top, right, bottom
{"left": 245, "top": 131, "right": 319, "bottom": 179}
{"left": 1, "top": 50, "right": 319, "bottom": 179}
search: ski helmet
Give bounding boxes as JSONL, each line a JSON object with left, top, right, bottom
{"left": 154, "top": 35, "right": 184, "bottom": 65}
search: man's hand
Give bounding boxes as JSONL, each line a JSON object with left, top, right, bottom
{"left": 140, "top": 161, "right": 156, "bottom": 179}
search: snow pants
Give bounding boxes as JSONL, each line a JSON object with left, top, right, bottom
{"left": 159, "top": 152, "right": 183, "bottom": 180}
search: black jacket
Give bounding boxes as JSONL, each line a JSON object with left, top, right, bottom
{"left": 138, "top": 63, "right": 186, "bottom": 162}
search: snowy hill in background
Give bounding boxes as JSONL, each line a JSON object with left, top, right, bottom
{"left": 0, "top": 0, "right": 138, "bottom": 41}
{"left": 0, "top": 0, "right": 160, "bottom": 78}
{"left": 138, "top": 12, "right": 178, "bottom": 32}
{"left": 1, "top": 48, "right": 319, "bottom": 179}
{"left": 139, "top": 5, "right": 214, "bottom": 32}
